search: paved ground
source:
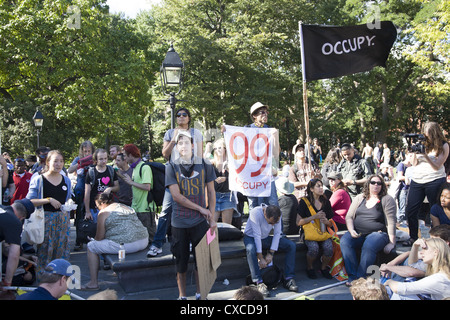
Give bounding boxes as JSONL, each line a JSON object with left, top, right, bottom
{"left": 66, "top": 218, "right": 354, "bottom": 301}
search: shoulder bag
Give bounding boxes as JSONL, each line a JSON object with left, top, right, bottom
{"left": 301, "top": 197, "right": 332, "bottom": 242}
{"left": 22, "top": 177, "right": 45, "bottom": 245}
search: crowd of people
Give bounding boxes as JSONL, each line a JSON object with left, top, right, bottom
{"left": 1, "top": 101, "right": 449, "bottom": 300}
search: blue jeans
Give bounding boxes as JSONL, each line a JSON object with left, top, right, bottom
{"left": 244, "top": 234, "right": 296, "bottom": 283}
{"left": 406, "top": 177, "right": 446, "bottom": 240}
{"left": 340, "top": 231, "right": 389, "bottom": 281}
{"left": 398, "top": 189, "right": 408, "bottom": 219}
{"left": 89, "top": 208, "right": 99, "bottom": 223}
{"left": 247, "top": 181, "right": 279, "bottom": 211}
{"left": 152, "top": 188, "right": 172, "bottom": 249}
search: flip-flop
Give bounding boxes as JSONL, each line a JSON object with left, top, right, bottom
{"left": 81, "top": 284, "right": 100, "bottom": 291}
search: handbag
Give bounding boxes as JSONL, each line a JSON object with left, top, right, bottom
{"left": 326, "top": 219, "right": 348, "bottom": 281}
{"left": 301, "top": 197, "right": 332, "bottom": 242}
{"left": 22, "top": 178, "right": 45, "bottom": 245}
{"left": 246, "top": 264, "right": 282, "bottom": 290}
{"left": 76, "top": 219, "right": 97, "bottom": 244}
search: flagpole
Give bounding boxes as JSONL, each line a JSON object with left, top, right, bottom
{"left": 299, "top": 21, "right": 312, "bottom": 170}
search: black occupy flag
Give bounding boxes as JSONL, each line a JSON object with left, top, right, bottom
{"left": 300, "top": 21, "right": 397, "bottom": 81}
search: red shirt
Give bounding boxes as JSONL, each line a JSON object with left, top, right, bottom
{"left": 11, "top": 171, "right": 33, "bottom": 203}
{"left": 329, "top": 188, "right": 352, "bottom": 225}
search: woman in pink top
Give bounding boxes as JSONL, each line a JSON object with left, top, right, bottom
{"left": 328, "top": 171, "right": 351, "bottom": 231}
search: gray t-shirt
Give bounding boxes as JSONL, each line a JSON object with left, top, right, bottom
{"left": 165, "top": 157, "right": 216, "bottom": 228}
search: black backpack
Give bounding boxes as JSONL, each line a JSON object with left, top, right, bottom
{"left": 139, "top": 161, "right": 166, "bottom": 207}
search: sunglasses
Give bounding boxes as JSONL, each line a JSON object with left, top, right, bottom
{"left": 370, "top": 181, "right": 383, "bottom": 186}
{"left": 176, "top": 112, "right": 188, "bottom": 118}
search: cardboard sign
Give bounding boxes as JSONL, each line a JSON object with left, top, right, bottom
{"left": 195, "top": 228, "right": 221, "bottom": 300}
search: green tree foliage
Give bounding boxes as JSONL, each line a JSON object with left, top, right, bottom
{"left": 0, "top": 0, "right": 157, "bottom": 158}
{"left": 0, "top": 0, "right": 447, "bottom": 161}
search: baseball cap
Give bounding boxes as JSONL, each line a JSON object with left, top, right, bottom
{"left": 327, "top": 171, "right": 343, "bottom": 180}
{"left": 45, "top": 259, "right": 75, "bottom": 277}
{"left": 14, "top": 198, "right": 35, "bottom": 219}
{"left": 250, "top": 102, "right": 269, "bottom": 116}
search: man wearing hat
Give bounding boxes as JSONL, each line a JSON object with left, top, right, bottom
{"left": 245, "top": 102, "right": 280, "bottom": 210}
{"left": 0, "top": 198, "right": 35, "bottom": 290}
{"left": 16, "top": 259, "right": 74, "bottom": 300}
{"left": 248, "top": 102, "right": 270, "bottom": 128}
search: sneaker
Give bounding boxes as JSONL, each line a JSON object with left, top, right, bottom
{"left": 257, "top": 282, "right": 269, "bottom": 297}
{"left": 283, "top": 278, "right": 298, "bottom": 292}
{"left": 177, "top": 296, "right": 187, "bottom": 300}
{"left": 147, "top": 245, "right": 162, "bottom": 257}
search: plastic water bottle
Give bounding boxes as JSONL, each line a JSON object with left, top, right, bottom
{"left": 118, "top": 243, "right": 126, "bottom": 261}
{"left": 320, "top": 222, "right": 326, "bottom": 233}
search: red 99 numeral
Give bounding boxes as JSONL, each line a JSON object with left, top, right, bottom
{"left": 229, "top": 132, "right": 270, "bottom": 177}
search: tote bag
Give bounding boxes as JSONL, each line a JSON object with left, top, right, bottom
{"left": 22, "top": 177, "right": 45, "bottom": 245}
{"left": 301, "top": 197, "right": 332, "bottom": 242}
{"left": 326, "top": 219, "right": 348, "bottom": 281}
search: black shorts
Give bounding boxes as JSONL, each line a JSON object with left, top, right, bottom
{"left": 170, "top": 220, "right": 210, "bottom": 274}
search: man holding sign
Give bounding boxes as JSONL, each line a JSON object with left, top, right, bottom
{"left": 224, "top": 102, "right": 279, "bottom": 211}
{"left": 165, "top": 130, "right": 217, "bottom": 300}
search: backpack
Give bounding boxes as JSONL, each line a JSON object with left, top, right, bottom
{"left": 88, "top": 165, "right": 115, "bottom": 188}
{"left": 139, "top": 161, "right": 166, "bottom": 207}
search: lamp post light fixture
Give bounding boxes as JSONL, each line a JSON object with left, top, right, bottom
{"left": 160, "top": 43, "right": 184, "bottom": 129}
{"left": 33, "top": 109, "right": 44, "bottom": 148}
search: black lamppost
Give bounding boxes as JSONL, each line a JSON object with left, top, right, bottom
{"left": 160, "top": 44, "right": 184, "bottom": 129}
{"left": 32, "top": 109, "right": 44, "bottom": 148}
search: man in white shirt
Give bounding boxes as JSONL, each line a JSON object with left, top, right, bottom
{"left": 243, "top": 204, "right": 298, "bottom": 296}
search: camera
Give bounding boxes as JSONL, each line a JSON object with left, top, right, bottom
{"left": 403, "top": 133, "right": 426, "bottom": 153}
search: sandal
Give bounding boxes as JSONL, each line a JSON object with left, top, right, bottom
{"left": 81, "top": 284, "right": 100, "bottom": 291}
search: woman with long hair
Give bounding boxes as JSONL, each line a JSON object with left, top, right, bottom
{"left": 321, "top": 147, "right": 341, "bottom": 190}
{"left": 296, "top": 179, "right": 334, "bottom": 279}
{"left": 404, "top": 122, "right": 449, "bottom": 245}
{"left": 340, "top": 175, "right": 397, "bottom": 284}
{"left": 211, "top": 138, "right": 236, "bottom": 225}
{"left": 430, "top": 183, "right": 450, "bottom": 226}
{"left": 385, "top": 237, "right": 450, "bottom": 300}
{"left": 26, "top": 150, "right": 72, "bottom": 280}
{"left": 289, "top": 144, "right": 320, "bottom": 201}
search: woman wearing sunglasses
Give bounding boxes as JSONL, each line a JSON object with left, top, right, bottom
{"left": 162, "top": 107, "right": 203, "bottom": 161}
{"left": 340, "top": 175, "right": 397, "bottom": 285}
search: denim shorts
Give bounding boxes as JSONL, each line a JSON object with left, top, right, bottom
{"left": 215, "top": 192, "right": 237, "bottom": 212}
